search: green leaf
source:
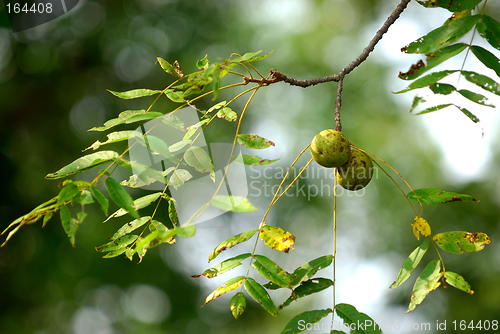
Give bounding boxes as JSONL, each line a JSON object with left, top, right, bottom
{"left": 399, "top": 43, "right": 467, "bottom": 80}
{"left": 429, "top": 83, "right": 455, "bottom": 95}
{"left": 196, "top": 54, "right": 209, "bottom": 69}
{"left": 433, "top": 231, "right": 491, "bottom": 254}
{"left": 394, "top": 70, "right": 458, "bottom": 94}
{"left": 402, "top": 15, "right": 479, "bottom": 54}
{"left": 193, "top": 253, "right": 252, "bottom": 278}
{"left": 457, "top": 106, "right": 480, "bottom": 123}
{"left": 168, "top": 169, "right": 192, "bottom": 189}
{"left": 259, "top": 225, "right": 295, "bottom": 253}
{"left": 290, "top": 255, "right": 334, "bottom": 286}
{"left": 390, "top": 239, "right": 430, "bottom": 288}
{"left": 416, "top": 0, "right": 482, "bottom": 11}
{"left": 184, "top": 146, "right": 213, "bottom": 173}
{"left": 168, "top": 200, "right": 178, "bottom": 225}
{"left": 165, "top": 90, "right": 185, "bottom": 103}
{"left": 156, "top": 57, "right": 180, "bottom": 77}
{"left": 108, "top": 89, "right": 161, "bottom": 100}
{"left": 477, "top": 15, "right": 500, "bottom": 51}
{"left": 244, "top": 277, "right": 278, "bottom": 317}
{"left": 408, "top": 188, "right": 478, "bottom": 205}
{"left": 149, "top": 220, "right": 176, "bottom": 244}
{"left": 470, "top": 45, "right": 500, "bottom": 77}
{"left": 112, "top": 216, "right": 151, "bottom": 240}
{"left": 230, "top": 50, "right": 263, "bottom": 63}
{"left": 89, "top": 110, "right": 163, "bottom": 132}
{"left": 104, "top": 192, "right": 163, "bottom": 222}
{"left": 280, "top": 309, "right": 332, "bottom": 334}
{"left": 46, "top": 151, "right": 119, "bottom": 179}
{"left": 206, "top": 101, "right": 226, "bottom": 114}
{"left": 130, "top": 132, "right": 179, "bottom": 162}
{"left": 410, "top": 95, "right": 426, "bottom": 113}
{"left": 279, "top": 278, "right": 334, "bottom": 309}
{"left": 57, "top": 183, "right": 81, "bottom": 204}
{"left": 103, "top": 248, "right": 128, "bottom": 258}
{"left": 96, "top": 235, "right": 138, "bottom": 252}
{"left": 336, "top": 303, "right": 382, "bottom": 334}
{"left": 412, "top": 103, "right": 453, "bottom": 115}
{"left": 204, "top": 276, "right": 246, "bottom": 305}
{"left": 175, "top": 225, "right": 196, "bottom": 238}
{"left": 210, "top": 195, "right": 258, "bottom": 212}
{"left": 233, "top": 154, "right": 280, "bottom": 166}
{"left": 60, "top": 205, "right": 78, "bottom": 247}
{"left": 169, "top": 140, "right": 192, "bottom": 153}
{"left": 216, "top": 107, "right": 237, "bottom": 122}
{"left": 208, "top": 229, "right": 259, "bottom": 262}
{"left": 84, "top": 131, "right": 134, "bottom": 151}
{"left": 104, "top": 177, "right": 139, "bottom": 219}
{"left": 237, "top": 134, "right": 276, "bottom": 149}
{"left": 407, "top": 260, "right": 443, "bottom": 313}
{"left": 444, "top": 271, "right": 474, "bottom": 295}
{"left": 458, "top": 89, "right": 495, "bottom": 107}
{"left": 162, "top": 113, "right": 185, "bottom": 131}
{"left": 230, "top": 292, "right": 246, "bottom": 319}
{"left": 252, "top": 255, "right": 292, "bottom": 288}
{"left": 461, "top": 70, "right": 500, "bottom": 96}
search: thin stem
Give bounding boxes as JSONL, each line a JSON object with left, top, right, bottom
{"left": 331, "top": 169, "right": 338, "bottom": 327}
{"left": 335, "top": 78, "right": 343, "bottom": 132}
{"left": 270, "top": 0, "right": 411, "bottom": 87}
{"left": 270, "top": 158, "right": 313, "bottom": 206}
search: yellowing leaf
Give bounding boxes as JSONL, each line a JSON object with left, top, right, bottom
{"left": 411, "top": 216, "right": 431, "bottom": 240}
{"left": 259, "top": 225, "right": 295, "bottom": 253}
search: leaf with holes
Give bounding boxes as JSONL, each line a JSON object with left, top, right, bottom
{"left": 85, "top": 131, "right": 135, "bottom": 151}
{"left": 208, "top": 229, "right": 259, "bottom": 262}
{"left": 391, "top": 239, "right": 430, "bottom": 288}
{"left": 402, "top": 15, "right": 479, "bottom": 54}
{"left": 204, "top": 276, "right": 246, "bottom": 305}
{"left": 96, "top": 235, "right": 138, "bottom": 253}
{"left": 157, "top": 57, "right": 181, "bottom": 77}
{"left": 280, "top": 309, "right": 332, "bottom": 334}
{"left": 458, "top": 89, "right": 495, "bottom": 107}
{"left": 193, "top": 253, "right": 252, "bottom": 278}
{"left": 433, "top": 231, "right": 491, "bottom": 254}
{"left": 232, "top": 154, "right": 280, "bottom": 166}
{"left": 244, "top": 277, "right": 278, "bottom": 317}
{"left": 407, "top": 260, "right": 443, "bottom": 313}
{"left": 60, "top": 205, "right": 79, "bottom": 247}
{"left": 168, "top": 169, "right": 192, "bottom": 189}
{"left": 217, "top": 107, "right": 237, "bottom": 122}
{"left": 462, "top": 70, "right": 500, "bottom": 96}
{"left": 259, "top": 225, "right": 295, "bottom": 253}
{"left": 252, "top": 255, "right": 292, "bottom": 288}
{"left": 104, "top": 192, "right": 163, "bottom": 222}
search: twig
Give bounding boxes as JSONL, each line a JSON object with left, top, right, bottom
{"left": 335, "top": 78, "right": 343, "bottom": 131}
{"left": 270, "top": 0, "right": 411, "bottom": 87}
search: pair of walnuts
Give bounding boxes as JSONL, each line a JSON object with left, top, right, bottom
{"left": 310, "top": 129, "right": 373, "bottom": 191}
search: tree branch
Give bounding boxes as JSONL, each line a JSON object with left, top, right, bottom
{"left": 270, "top": 0, "right": 411, "bottom": 87}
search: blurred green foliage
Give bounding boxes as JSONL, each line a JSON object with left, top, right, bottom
{"left": 0, "top": 1, "right": 499, "bottom": 333}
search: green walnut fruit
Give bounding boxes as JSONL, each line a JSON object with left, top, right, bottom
{"left": 310, "top": 129, "right": 351, "bottom": 168}
{"left": 335, "top": 149, "right": 374, "bottom": 191}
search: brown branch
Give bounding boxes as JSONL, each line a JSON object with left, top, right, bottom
{"left": 335, "top": 78, "right": 343, "bottom": 132}
{"left": 270, "top": 0, "right": 411, "bottom": 87}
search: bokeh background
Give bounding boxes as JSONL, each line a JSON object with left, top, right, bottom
{"left": 1, "top": 1, "right": 499, "bottom": 333}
